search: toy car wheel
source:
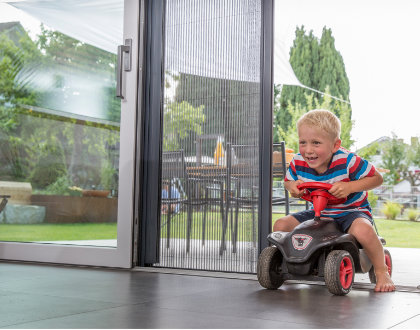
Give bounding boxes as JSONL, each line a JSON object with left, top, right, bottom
{"left": 369, "top": 249, "right": 392, "bottom": 283}
{"left": 257, "top": 246, "right": 284, "bottom": 290}
{"left": 324, "top": 250, "right": 355, "bottom": 295}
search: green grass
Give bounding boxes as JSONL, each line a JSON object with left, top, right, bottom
{"left": 271, "top": 214, "right": 420, "bottom": 248}
{"left": 0, "top": 215, "right": 419, "bottom": 248}
{"left": 0, "top": 223, "right": 117, "bottom": 242}
{"left": 374, "top": 218, "right": 420, "bottom": 248}
{"left": 160, "top": 211, "right": 256, "bottom": 242}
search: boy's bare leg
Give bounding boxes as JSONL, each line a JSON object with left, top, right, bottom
{"left": 273, "top": 215, "right": 300, "bottom": 232}
{"left": 348, "top": 218, "right": 395, "bottom": 292}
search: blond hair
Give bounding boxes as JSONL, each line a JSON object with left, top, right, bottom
{"left": 297, "top": 109, "right": 341, "bottom": 141}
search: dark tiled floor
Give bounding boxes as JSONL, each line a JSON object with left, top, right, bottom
{"left": 0, "top": 261, "right": 419, "bottom": 329}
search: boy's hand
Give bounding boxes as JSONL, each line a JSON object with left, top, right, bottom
{"left": 285, "top": 180, "right": 305, "bottom": 198}
{"left": 329, "top": 182, "right": 353, "bottom": 199}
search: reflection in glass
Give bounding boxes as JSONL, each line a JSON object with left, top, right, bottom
{"left": 0, "top": 14, "right": 121, "bottom": 246}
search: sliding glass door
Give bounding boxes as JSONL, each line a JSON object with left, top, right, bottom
{"left": 0, "top": 0, "right": 139, "bottom": 267}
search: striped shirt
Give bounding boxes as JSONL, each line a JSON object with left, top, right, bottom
{"left": 285, "top": 147, "right": 376, "bottom": 218}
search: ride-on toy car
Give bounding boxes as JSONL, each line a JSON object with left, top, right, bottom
{"left": 257, "top": 182, "right": 392, "bottom": 295}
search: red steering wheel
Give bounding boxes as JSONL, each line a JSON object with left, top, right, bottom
{"left": 297, "top": 182, "right": 347, "bottom": 205}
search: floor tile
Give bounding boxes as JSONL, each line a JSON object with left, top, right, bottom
{"left": 0, "top": 261, "right": 419, "bottom": 329}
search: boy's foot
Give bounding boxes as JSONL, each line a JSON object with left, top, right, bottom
{"left": 374, "top": 270, "right": 395, "bottom": 292}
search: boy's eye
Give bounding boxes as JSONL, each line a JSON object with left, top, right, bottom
{"left": 313, "top": 141, "right": 321, "bottom": 145}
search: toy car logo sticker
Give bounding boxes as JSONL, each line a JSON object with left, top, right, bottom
{"left": 292, "top": 234, "right": 313, "bottom": 250}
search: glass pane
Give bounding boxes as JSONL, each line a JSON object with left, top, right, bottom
{"left": 0, "top": 3, "right": 122, "bottom": 247}
{"left": 155, "top": 0, "right": 262, "bottom": 272}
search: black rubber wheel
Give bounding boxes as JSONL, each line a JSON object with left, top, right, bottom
{"left": 369, "top": 249, "right": 392, "bottom": 284}
{"left": 324, "top": 250, "right": 355, "bottom": 295}
{"left": 257, "top": 246, "right": 284, "bottom": 290}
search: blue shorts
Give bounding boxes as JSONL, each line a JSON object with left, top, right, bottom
{"left": 291, "top": 210, "right": 373, "bottom": 233}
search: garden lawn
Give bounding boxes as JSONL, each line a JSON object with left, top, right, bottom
{"left": 160, "top": 211, "right": 257, "bottom": 243}
{"left": 0, "top": 216, "right": 419, "bottom": 249}
{"left": 0, "top": 223, "right": 117, "bottom": 242}
{"left": 270, "top": 215, "right": 420, "bottom": 249}
{"left": 374, "top": 218, "right": 420, "bottom": 248}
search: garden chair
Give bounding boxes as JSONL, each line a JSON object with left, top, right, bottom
{"left": 161, "top": 150, "right": 208, "bottom": 253}
{"left": 221, "top": 143, "right": 259, "bottom": 254}
{"left": 0, "top": 195, "right": 10, "bottom": 214}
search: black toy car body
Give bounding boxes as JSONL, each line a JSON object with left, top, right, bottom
{"left": 257, "top": 182, "right": 392, "bottom": 295}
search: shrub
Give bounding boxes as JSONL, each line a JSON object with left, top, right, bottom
{"left": 100, "top": 161, "right": 117, "bottom": 190}
{"left": 42, "top": 175, "right": 82, "bottom": 196}
{"left": 382, "top": 201, "right": 402, "bottom": 220}
{"left": 406, "top": 208, "right": 419, "bottom": 221}
{"left": 367, "top": 191, "right": 378, "bottom": 209}
{"left": 30, "top": 139, "right": 67, "bottom": 188}
{"left": 43, "top": 175, "right": 71, "bottom": 195}
{"left": 0, "top": 134, "right": 30, "bottom": 181}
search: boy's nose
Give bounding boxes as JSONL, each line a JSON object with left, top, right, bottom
{"left": 305, "top": 146, "right": 314, "bottom": 154}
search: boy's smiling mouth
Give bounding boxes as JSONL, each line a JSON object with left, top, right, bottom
{"left": 306, "top": 156, "right": 318, "bottom": 163}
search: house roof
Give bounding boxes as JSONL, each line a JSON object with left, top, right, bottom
{"left": 0, "top": 21, "right": 22, "bottom": 33}
{"left": 356, "top": 136, "right": 390, "bottom": 153}
{"left": 0, "top": 21, "right": 26, "bottom": 45}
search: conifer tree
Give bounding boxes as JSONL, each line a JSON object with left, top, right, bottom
{"left": 316, "top": 27, "right": 350, "bottom": 103}
{"left": 275, "top": 26, "right": 352, "bottom": 146}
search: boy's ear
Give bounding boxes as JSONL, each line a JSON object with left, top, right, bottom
{"left": 333, "top": 139, "right": 341, "bottom": 152}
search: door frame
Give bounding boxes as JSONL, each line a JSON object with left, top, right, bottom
{"left": 0, "top": 0, "right": 140, "bottom": 268}
{"left": 258, "top": 0, "right": 275, "bottom": 253}
{"left": 137, "top": 0, "right": 166, "bottom": 266}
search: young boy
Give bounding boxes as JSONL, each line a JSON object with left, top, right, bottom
{"left": 273, "top": 109, "right": 395, "bottom": 292}
{"left": 161, "top": 182, "right": 181, "bottom": 215}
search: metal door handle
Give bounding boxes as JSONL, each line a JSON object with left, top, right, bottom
{"left": 116, "top": 38, "right": 132, "bottom": 99}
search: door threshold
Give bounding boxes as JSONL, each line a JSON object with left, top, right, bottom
{"left": 134, "top": 267, "right": 420, "bottom": 293}
{"left": 133, "top": 266, "right": 256, "bottom": 280}
{"left": 286, "top": 280, "right": 420, "bottom": 293}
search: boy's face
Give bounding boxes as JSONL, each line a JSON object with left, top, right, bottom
{"left": 297, "top": 124, "right": 341, "bottom": 174}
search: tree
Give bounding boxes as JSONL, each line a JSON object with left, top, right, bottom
{"left": 397, "top": 137, "right": 420, "bottom": 187}
{"left": 1, "top": 24, "right": 121, "bottom": 190}
{"left": 380, "top": 134, "right": 406, "bottom": 185}
{"left": 173, "top": 73, "right": 260, "bottom": 155}
{"left": 274, "top": 97, "right": 307, "bottom": 152}
{"left": 0, "top": 28, "right": 41, "bottom": 131}
{"left": 359, "top": 135, "right": 419, "bottom": 188}
{"left": 163, "top": 100, "right": 206, "bottom": 152}
{"left": 278, "top": 27, "right": 319, "bottom": 119}
{"left": 274, "top": 26, "right": 352, "bottom": 148}
{"left": 316, "top": 28, "right": 350, "bottom": 103}
{"left": 30, "top": 136, "right": 67, "bottom": 188}
{"left": 35, "top": 27, "right": 120, "bottom": 187}
{"left": 36, "top": 25, "right": 119, "bottom": 122}
{"left": 357, "top": 142, "right": 380, "bottom": 162}
{"left": 0, "top": 25, "right": 42, "bottom": 180}
{"left": 276, "top": 87, "right": 354, "bottom": 152}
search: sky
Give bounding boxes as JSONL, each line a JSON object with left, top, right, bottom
{"left": 275, "top": 0, "right": 420, "bottom": 149}
{"left": 0, "top": 3, "right": 41, "bottom": 38}
{"left": 1, "top": 1, "right": 419, "bottom": 150}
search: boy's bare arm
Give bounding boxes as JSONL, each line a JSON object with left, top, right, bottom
{"left": 329, "top": 170, "right": 383, "bottom": 199}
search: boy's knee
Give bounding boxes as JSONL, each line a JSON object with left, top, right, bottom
{"left": 348, "top": 218, "right": 376, "bottom": 240}
{"left": 273, "top": 218, "right": 285, "bottom": 232}
{"left": 273, "top": 215, "right": 299, "bottom": 232}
